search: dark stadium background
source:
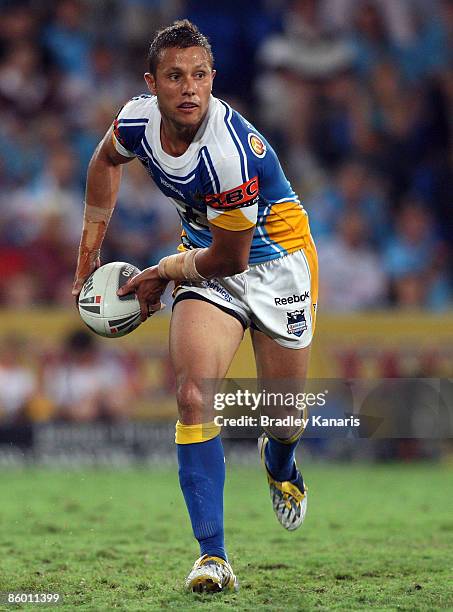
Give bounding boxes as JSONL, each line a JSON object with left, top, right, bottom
{"left": 0, "top": 0, "right": 452, "bottom": 461}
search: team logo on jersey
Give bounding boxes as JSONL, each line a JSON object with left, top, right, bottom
{"left": 286, "top": 309, "right": 307, "bottom": 337}
{"left": 248, "top": 133, "right": 266, "bottom": 158}
{"left": 205, "top": 176, "right": 259, "bottom": 209}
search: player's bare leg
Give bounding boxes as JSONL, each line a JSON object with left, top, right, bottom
{"left": 252, "top": 329, "right": 310, "bottom": 531}
{"left": 170, "top": 298, "right": 243, "bottom": 592}
{"left": 252, "top": 328, "right": 310, "bottom": 377}
{"left": 170, "top": 299, "right": 244, "bottom": 423}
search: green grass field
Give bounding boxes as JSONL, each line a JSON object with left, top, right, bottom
{"left": 0, "top": 462, "right": 452, "bottom": 611}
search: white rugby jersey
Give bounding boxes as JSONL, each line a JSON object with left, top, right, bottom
{"left": 113, "top": 94, "right": 311, "bottom": 264}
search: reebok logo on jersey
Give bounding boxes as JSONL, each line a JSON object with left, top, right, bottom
{"left": 205, "top": 176, "right": 259, "bottom": 209}
{"left": 275, "top": 291, "right": 310, "bottom": 306}
{"left": 248, "top": 133, "right": 266, "bottom": 158}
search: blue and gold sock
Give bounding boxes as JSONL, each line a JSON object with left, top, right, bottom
{"left": 265, "top": 434, "right": 301, "bottom": 482}
{"left": 176, "top": 421, "right": 227, "bottom": 561}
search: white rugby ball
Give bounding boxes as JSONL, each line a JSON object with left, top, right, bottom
{"left": 78, "top": 262, "right": 141, "bottom": 338}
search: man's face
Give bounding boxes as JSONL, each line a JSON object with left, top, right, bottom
{"left": 145, "top": 46, "right": 215, "bottom": 129}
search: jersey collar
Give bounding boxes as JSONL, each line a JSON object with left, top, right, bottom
{"left": 152, "top": 95, "right": 215, "bottom": 170}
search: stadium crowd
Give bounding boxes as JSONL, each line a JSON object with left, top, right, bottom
{"left": 0, "top": 0, "right": 451, "bottom": 312}
{"left": 0, "top": 328, "right": 176, "bottom": 424}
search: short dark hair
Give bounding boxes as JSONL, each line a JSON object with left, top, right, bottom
{"left": 147, "top": 19, "right": 214, "bottom": 75}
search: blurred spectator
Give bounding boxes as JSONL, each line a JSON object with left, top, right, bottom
{"left": 43, "top": 330, "right": 132, "bottom": 422}
{"left": 0, "top": 272, "right": 39, "bottom": 309}
{"left": 306, "top": 159, "right": 388, "bottom": 246}
{"left": 71, "top": 99, "right": 119, "bottom": 181}
{"left": 0, "top": 41, "right": 49, "bottom": 117}
{"left": 348, "top": 2, "right": 404, "bottom": 80}
{"left": 28, "top": 216, "right": 78, "bottom": 304}
{"left": 42, "top": 0, "right": 92, "bottom": 77}
{"left": 258, "top": 0, "right": 355, "bottom": 80}
{"left": 186, "top": 0, "right": 279, "bottom": 97}
{"left": 0, "top": 335, "right": 36, "bottom": 423}
{"left": 393, "top": 273, "right": 427, "bottom": 310}
{"left": 318, "top": 211, "right": 387, "bottom": 311}
{"left": 367, "top": 61, "right": 437, "bottom": 203}
{"left": 256, "top": 0, "right": 355, "bottom": 154}
{"left": 384, "top": 199, "right": 451, "bottom": 310}
{"left": 0, "top": 116, "right": 44, "bottom": 185}
{"left": 323, "top": 0, "right": 417, "bottom": 46}
{"left": 6, "top": 146, "right": 83, "bottom": 246}
{"left": 107, "top": 161, "right": 181, "bottom": 269}
{"left": 0, "top": 4, "right": 37, "bottom": 47}
{"left": 117, "top": 0, "right": 169, "bottom": 46}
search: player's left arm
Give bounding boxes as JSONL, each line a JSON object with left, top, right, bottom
{"left": 117, "top": 155, "right": 259, "bottom": 319}
{"left": 195, "top": 222, "right": 254, "bottom": 278}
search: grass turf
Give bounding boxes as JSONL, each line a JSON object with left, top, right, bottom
{"left": 0, "top": 462, "right": 452, "bottom": 610}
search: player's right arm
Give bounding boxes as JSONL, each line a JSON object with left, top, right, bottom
{"left": 72, "top": 125, "right": 134, "bottom": 297}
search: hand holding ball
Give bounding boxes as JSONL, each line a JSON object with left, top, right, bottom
{"left": 78, "top": 262, "right": 143, "bottom": 337}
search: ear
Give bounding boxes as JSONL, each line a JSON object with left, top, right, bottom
{"left": 144, "top": 72, "right": 157, "bottom": 95}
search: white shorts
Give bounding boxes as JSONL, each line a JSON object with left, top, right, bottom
{"left": 173, "top": 246, "right": 318, "bottom": 349}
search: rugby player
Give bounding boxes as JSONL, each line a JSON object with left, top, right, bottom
{"left": 72, "top": 20, "right": 318, "bottom": 593}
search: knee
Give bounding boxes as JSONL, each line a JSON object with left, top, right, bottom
{"left": 264, "top": 425, "right": 304, "bottom": 442}
{"left": 263, "top": 410, "right": 306, "bottom": 441}
{"left": 176, "top": 378, "right": 205, "bottom": 422}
